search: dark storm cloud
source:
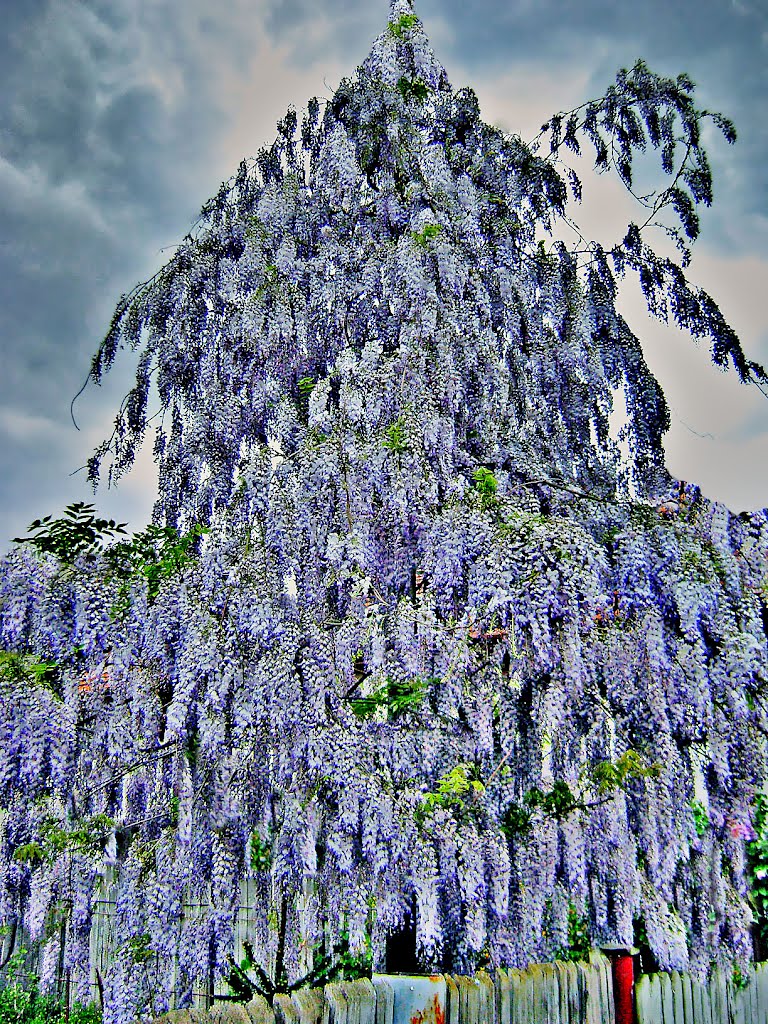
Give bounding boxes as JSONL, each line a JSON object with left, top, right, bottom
{"left": 0, "top": 0, "right": 255, "bottom": 543}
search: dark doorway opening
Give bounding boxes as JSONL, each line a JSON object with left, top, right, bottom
{"left": 385, "top": 897, "right": 420, "bottom": 974}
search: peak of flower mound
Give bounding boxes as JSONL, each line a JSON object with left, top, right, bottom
{"left": 1, "top": 2, "right": 766, "bottom": 1021}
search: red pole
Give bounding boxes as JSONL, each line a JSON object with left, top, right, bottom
{"left": 600, "top": 944, "right": 638, "bottom": 1024}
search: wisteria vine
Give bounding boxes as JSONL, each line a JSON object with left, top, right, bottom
{"left": 2, "top": 2, "right": 768, "bottom": 1021}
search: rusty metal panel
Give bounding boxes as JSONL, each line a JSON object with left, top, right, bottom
{"left": 374, "top": 974, "right": 447, "bottom": 1024}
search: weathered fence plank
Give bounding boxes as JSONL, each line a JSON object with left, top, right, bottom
{"left": 242, "top": 994, "right": 275, "bottom": 1024}
{"left": 506, "top": 968, "right": 524, "bottom": 1024}
{"left": 341, "top": 980, "right": 376, "bottom": 1024}
{"left": 292, "top": 987, "right": 325, "bottom": 1024}
{"left": 475, "top": 970, "right": 495, "bottom": 1024}
{"left": 322, "top": 982, "right": 348, "bottom": 1024}
{"left": 274, "top": 993, "right": 301, "bottom": 1024}
{"left": 444, "top": 974, "right": 460, "bottom": 1024}
{"left": 759, "top": 963, "right": 768, "bottom": 1021}
{"left": 635, "top": 973, "right": 660, "bottom": 1024}
{"left": 370, "top": 977, "right": 393, "bottom": 1024}
{"left": 494, "top": 968, "right": 510, "bottom": 1024}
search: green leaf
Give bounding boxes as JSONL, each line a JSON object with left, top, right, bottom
{"left": 349, "top": 676, "right": 426, "bottom": 720}
{"left": 409, "top": 223, "right": 442, "bottom": 248}
{"left": 388, "top": 14, "right": 419, "bottom": 39}
{"left": 382, "top": 416, "right": 410, "bottom": 454}
{"left": 471, "top": 467, "right": 498, "bottom": 507}
{"left": 13, "top": 502, "right": 128, "bottom": 564}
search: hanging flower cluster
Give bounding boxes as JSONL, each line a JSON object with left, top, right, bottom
{"left": 2, "top": 2, "right": 767, "bottom": 1021}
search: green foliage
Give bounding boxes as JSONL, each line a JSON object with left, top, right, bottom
{"left": 12, "top": 843, "right": 46, "bottom": 868}
{"left": 104, "top": 522, "right": 208, "bottom": 609}
{"left": 0, "top": 986, "right": 100, "bottom": 1024}
{"left": 732, "top": 964, "right": 751, "bottom": 991}
{"left": 13, "top": 814, "right": 114, "bottom": 867}
{"left": 584, "top": 749, "right": 662, "bottom": 794}
{"left": 555, "top": 903, "right": 591, "bottom": 963}
{"left": 417, "top": 762, "right": 485, "bottom": 824}
{"left": 183, "top": 726, "right": 201, "bottom": 767}
{"left": 409, "top": 223, "right": 442, "bottom": 247}
{"left": 388, "top": 14, "right": 419, "bottom": 39}
{"left": 13, "top": 503, "right": 127, "bottom": 564}
{"left": 12, "top": 502, "right": 207, "bottom": 616}
{"left": 349, "top": 676, "right": 429, "bottom": 720}
{"left": 502, "top": 781, "right": 581, "bottom": 838}
{"left": 332, "top": 922, "right": 373, "bottom": 982}
{"left": 0, "top": 947, "right": 101, "bottom": 1024}
{"left": 689, "top": 799, "right": 710, "bottom": 838}
{"left": 501, "top": 802, "right": 534, "bottom": 837}
{"left": 747, "top": 793, "right": 768, "bottom": 953}
{"left": 297, "top": 376, "right": 316, "bottom": 397}
{"left": 168, "top": 797, "right": 180, "bottom": 828}
{"left": 397, "top": 75, "right": 430, "bottom": 103}
{"left": 124, "top": 933, "right": 154, "bottom": 965}
{"left": 471, "top": 467, "right": 498, "bottom": 508}
{"left": 250, "top": 829, "right": 272, "bottom": 873}
{"left": 0, "top": 651, "right": 61, "bottom": 699}
{"left": 501, "top": 751, "right": 661, "bottom": 839}
{"left": 381, "top": 416, "right": 410, "bottom": 455}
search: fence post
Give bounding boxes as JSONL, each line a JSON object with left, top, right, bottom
{"left": 600, "top": 945, "right": 638, "bottom": 1024}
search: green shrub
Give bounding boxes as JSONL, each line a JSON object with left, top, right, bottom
{"left": 0, "top": 948, "right": 101, "bottom": 1024}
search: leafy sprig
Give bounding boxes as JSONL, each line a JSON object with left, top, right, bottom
{"left": 501, "top": 751, "right": 662, "bottom": 838}
{"left": 397, "top": 76, "right": 431, "bottom": 104}
{"left": 471, "top": 467, "right": 498, "bottom": 508}
{"left": 416, "top": 762, "right": 485, "bottom": 825}
{"left": 554, "top": 902, "right": 591, "bottom": 963}
{"left": 104, "top": 522, "right": 208, "bottom": 608}
{"left": 747, "top": 793, "right": 768, "bottom": 953}
{"left": 381, "top": 416, "right": 410, "bottom": 455}
{"left": 13, "top": 503, "right": 127, "bottom": 564}
{"left": 388, "top": 14, "right": 419, "bottom": 39}
{"left": 13, "top": 814, "right": 115, "bottom": 867}
{"left": 349, "top": 676, "right": 428, "bottom": 720}
{"left": 409, "top": 223, "right": 442, "bottom": 248}
{"left": 0, "top": 651, "right": 61, "bottom": 699}
{"left": 689, "top": 799, "right": 709, "bottom": 838}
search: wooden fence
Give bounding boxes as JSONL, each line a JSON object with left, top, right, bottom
{"left": 635, "top": 961, "right": 768, "bottom": 1023}
{"left": 4, "top": 880, "right": 768, "bottom": 1022}
{"left": 155, "top": 959, "right": 618, "bottom": 1024}
{"left": 152, "top": 962, "right": 768, "bottom": 1024}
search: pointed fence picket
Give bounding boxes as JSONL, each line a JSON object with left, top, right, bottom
{"left": 636, "top": 960, "right": 768, "bottom": 1023}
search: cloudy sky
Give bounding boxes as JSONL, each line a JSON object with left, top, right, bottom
{"left": 1, "top": 0, "right": 767, "bottom": 547}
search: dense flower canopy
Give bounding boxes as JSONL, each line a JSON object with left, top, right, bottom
{"left": 2, "top": 2, "right": 768, "bottom": 1021}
